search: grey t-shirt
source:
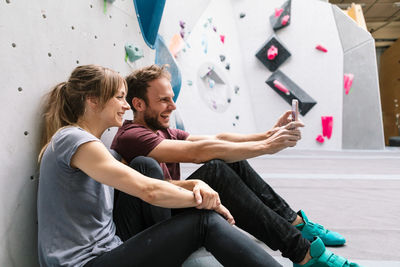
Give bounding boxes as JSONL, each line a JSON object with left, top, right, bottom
{"left": 37, "top": 127, "right": 122, "bottom": 267}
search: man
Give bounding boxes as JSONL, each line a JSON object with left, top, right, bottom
{"left": 111, "top": 65, "right": 359, "bottom": 267}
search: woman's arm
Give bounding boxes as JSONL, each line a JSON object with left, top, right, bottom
{"left": 71, "top": 140, "right": 199, "bottom": 209}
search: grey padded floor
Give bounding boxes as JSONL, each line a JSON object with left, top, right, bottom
{"left": 181, "top": 148, "right": 400, "bottom": 267}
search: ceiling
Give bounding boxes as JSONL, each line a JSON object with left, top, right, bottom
{"left": 329, "top": 0, "right": 400, "bottom": 46}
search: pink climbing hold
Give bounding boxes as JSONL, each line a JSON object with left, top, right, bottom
{"left": 315, "top": 44, "right": 328, "bottom": 53}
{"left": 321, "top": 116, "right": 333, "bottom": 139}
{"left": 267, "top": 45, "right": 278, "bottom": 60}
{"left": 316, "top": 134, "right": 325, "bottom": 143}
{"left": 281, "top": 15, "right": 290, "bottom": 26}
{"left": 220, "top": 35, "right": 225, "bottom": 44}
{"left": 273, "top": 80, "right": 290, "bottom": 95}
{"left": 344, "top": 73, "right": 354, "bottom": 95}
{"left": 275, "top": 8, "right": 284, "bottom": 17}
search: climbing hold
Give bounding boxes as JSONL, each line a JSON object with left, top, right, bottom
{"left": 179, "top": 20, "right": 186, "bottom": 29}
{"left": 316, "top": 134, "right": 325, "bottom": 143}
{"left": 212, "top": 100, "right": 217, "bottom": 110}
{"left": 315, "top": 44, "right": 328, "bottom": 53}
{"left": 275, "top": 8, "right": 284, "bottom": 17}
{"left": 209, "top": 78, "right": 215, "bottom": 88}
{"left": 321, "top": 116, "right": 333, "bottom": 139}
{"left": 239, "top": 12, "right": 246, "bottom": 19}
{"left": 169, "top": 33, "right": 185, "bottom": 57}
{"left": 220, "top": 35, "right": 225, "bottom": 44}
{"left": 344, "top": 73, "right": 354, "bottom": 95}
{"left": 180, "top": 30, "right": 185, "bottom": 39}
{"left": 255, "top": 34, "right": 291, "bottom": 72}
{"left": 267, "top": 45, "right": 278, "bottom": 60}
{"left": 125, "top": 43, "right": 144, "bottom": 62}
{"left": 270, "top": 0, "right": 291, "bottom": 31}
{"left": 201, "top": 34, "right": 208, "bottom": 54}
{"left": 273, "top": 80, "right": 290, "bottom": 95}
{"left": 225, "top": 63, "right": 230, "bottom": 70}
{"left": 219, "top": 55, "right": 226, "bottom": 62}
{"left": 281, "top": 15, "right": 290, "bottom": 26}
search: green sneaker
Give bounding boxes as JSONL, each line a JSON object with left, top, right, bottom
{"left": 296, "top": 210, "right": 346, "bottom": 246}
{"left": 293, "top": 237, "right": 361, "bottom": 267}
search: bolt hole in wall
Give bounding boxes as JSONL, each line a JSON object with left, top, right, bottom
{"left": 6, "top": 0, "right": 10, "bottom": 3}
{"left": 71, "top": 26, "right": 75, "bottom": 30}
{"left": 30, "top": 176, "right": 34, "bottom": 181}
{"left": 48, "top": 52, "right": 52, "bottom": 57}
{"left": 76, "top": 60, "right": 79, "bottom": 64}
{"left": 18, "top": 87, "right": 22, "bottom": 92}
{"left": 24, "top": 131, "right": 29, "bottom": 136}
{"left": 11, "top": 43, "right": 16, "bottom": 48}
{"left": 42, "top": 14, "right": 46, "bottom": 19}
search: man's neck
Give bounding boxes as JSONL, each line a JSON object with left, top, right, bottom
{"left": 132, "top": 117, "right": 158, "bottom": 133}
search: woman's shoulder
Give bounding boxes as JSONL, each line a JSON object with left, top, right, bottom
{"left": 52, "top": 126, "right": 98, "bottom": 147}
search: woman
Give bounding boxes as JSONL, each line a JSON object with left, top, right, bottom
{"left": 37, "top": 64, "right": 281, "bottom": 267}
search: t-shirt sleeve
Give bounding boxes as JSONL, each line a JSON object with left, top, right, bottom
{"left": 52, "top": 127, "right": 99, "bottom": 170}
{"left": 114, "top": 127, "right": 164, "bottom": 162}
{"left": 171, "top": 128, "right": 190, "bottom": 140}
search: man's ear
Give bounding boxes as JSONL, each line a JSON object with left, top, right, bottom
{"left": 132, "top": 97, "right": 146, "bottom": 111}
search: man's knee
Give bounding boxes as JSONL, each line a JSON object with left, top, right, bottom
{"left": 204, "top": 159, "right": 228, "bottom": 168}
{"left": 129, "top": 156, "right": 164, "bottom": 180}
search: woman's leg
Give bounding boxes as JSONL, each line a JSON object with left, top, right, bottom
{"left": 85, "top": 209, "right": 281, "bottom": 267}
{"left": 187, "top": 159, "right": 309, "bottom": 263}
{"left": 113, "top": 156, "right": 171, "bottom": 241}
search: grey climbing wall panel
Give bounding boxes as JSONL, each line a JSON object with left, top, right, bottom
{"left": 332, "top": 5, "right": 385, "bottom": 149}
{"left": 0, "top": 0, "right": 154, "bottom": 265}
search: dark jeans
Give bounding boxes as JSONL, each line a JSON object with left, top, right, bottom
{"left": 85, "top": 156, "right": 281, "bottom": 267}
{"left": 187, "top": 159, "right": 310, "bottom": 263}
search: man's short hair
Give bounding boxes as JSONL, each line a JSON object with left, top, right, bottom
{"left": 125, "top": 64, "right": 171, "bottom": 112}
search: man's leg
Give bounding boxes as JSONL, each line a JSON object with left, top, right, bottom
{"left": 113, "top": 156, "right": 171, "bottom": 241}
{"left": 228, "top": 160, "right": 298, "bottom": 222}
{"left": 187, "top": 159, "right": 309, "bottom": 263}
{"left": 227, "top": 160, "right": 346, "bottom": 246}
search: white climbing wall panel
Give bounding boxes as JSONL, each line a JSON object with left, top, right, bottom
{"left": 0, "top": 0, "right": 384, "bottom": 265}
{"left": 0, "top": 0, "right": 154, "bottom": 265}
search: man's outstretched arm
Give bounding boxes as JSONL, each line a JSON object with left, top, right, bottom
{"left": 187, "top": 110, "right": 295, "bottom": 143}
{"left": 148, "top": 120, "right": 304, "bottom": 164}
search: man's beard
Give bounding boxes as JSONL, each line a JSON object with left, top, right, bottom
{"left": 143, "top": 110, "right": 168, "bottom": 131}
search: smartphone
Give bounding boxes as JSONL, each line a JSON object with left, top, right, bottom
{"left": 291, "top": 99, "right": 299, "bottom": 121}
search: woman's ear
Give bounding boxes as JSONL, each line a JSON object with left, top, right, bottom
{"left": 86, "top": 96, "right": 100, "bottom": 110}
{"left": 132, "top": 97, "right": 146, "bottom": 111}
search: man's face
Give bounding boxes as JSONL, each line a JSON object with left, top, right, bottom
{"left": 143, "top": 77, "right": 176, "bottom": 131}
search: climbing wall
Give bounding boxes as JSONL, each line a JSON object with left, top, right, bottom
{"left": 159, "top": 0, "right": 257, "bottom": 134}
{"left": 0, "top": 0, "right": 154, "bottom": 265}
{"left": 0, "top": 0, "right": 384, "bottom": 265}
{"left": 231, "top": 0, "right": 383, "bottom": 149}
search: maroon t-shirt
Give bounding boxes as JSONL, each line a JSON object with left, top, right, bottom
{"left": 111, "top": 120, "right": 189, "bottom": 180}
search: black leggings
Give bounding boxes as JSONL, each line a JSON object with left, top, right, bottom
{"left": 85, "top": 157, "right": 281, "bottom": 267}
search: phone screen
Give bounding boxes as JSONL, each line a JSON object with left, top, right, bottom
{"left": 291, "top": 99, "right": 299, "bottom": 121}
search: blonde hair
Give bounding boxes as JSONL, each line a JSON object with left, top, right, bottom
{"left": 39, "top": 64, "right": 126, "bottom": 161}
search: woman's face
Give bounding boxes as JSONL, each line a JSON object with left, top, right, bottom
{"left": 99, "top": 85, "right": 131, "bottom": 128}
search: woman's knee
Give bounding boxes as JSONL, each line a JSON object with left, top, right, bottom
{"left": 129, "top": 156, "right": 164, "bottom": 180}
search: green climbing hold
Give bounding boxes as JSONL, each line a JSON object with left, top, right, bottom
{"left": 125, "top": 43, "right": 144, "bottom": 62}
